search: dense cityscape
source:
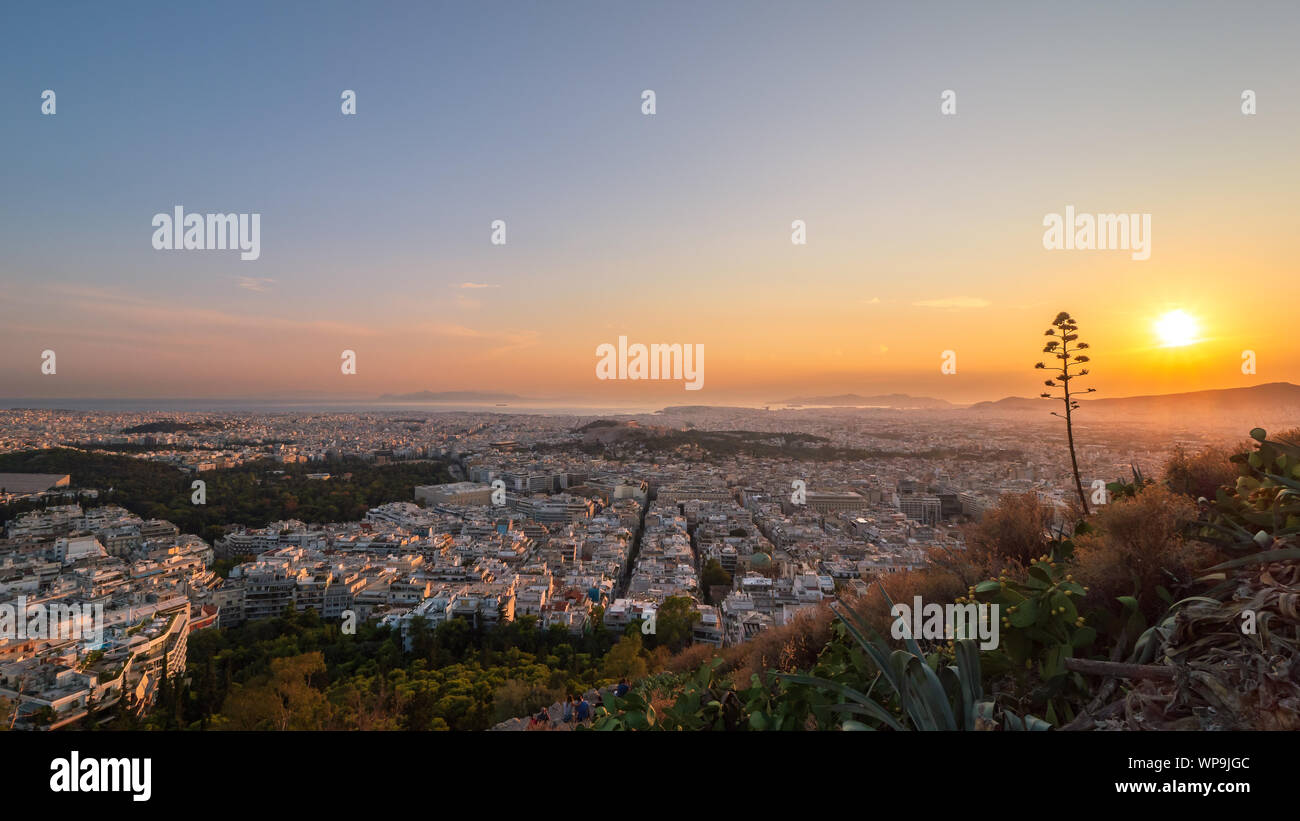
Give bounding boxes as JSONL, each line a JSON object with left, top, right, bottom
{"left": 0, "top": 401, "right": 1262, "bottom": 729}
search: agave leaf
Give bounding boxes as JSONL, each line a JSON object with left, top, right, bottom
{"left": 897, "top": 651, "right": 958, "bottom": 731}
{"left": 872, "top": 583, "right": 926, "bottom": 660}
{"left": 1165, "top": 595, "right": 1224, "bottom": 610}
{"left": 780, "top": 674, "right": 905, "bottom": 731}
{"left": 830, "top": 603, "right": 906, "bottom": 697}
{"left": 1006, "top": 712, "right": 1052, "bottom": 731}
{"left": 1206, "top": 548, "right": 1300, "bottom": 571}
{"left": 954, "top": 639, "right": 983, "bottom": 730}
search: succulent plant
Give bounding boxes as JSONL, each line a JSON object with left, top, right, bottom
{"left": 1198, "top": 428, "right": 1300, "bottom": 552}
{"left": 783, "top": 587, "right": 1049, "bottom": 731}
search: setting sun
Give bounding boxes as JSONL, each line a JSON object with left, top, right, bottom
{"left": 1155, "top": 310, "right": 1200, "bottom": 347}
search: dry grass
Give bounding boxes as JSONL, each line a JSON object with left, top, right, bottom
{"left": 1072, "top": 485, "right": 1220, "bottom": 619}
{"left": 658, "top": 564, "right": 971, "bottom": 687}
{"left": 835, "top": 567, "right": 971, "bottom": 637}
{"left": 965, "top": 491, "right": 1055, "bottom": 574}
{"left": 658, "top": 605, "right": 837, "bottom": 685}
{"left": 1275, "top": 427, "right": 1300, "bottom": 445}
{"left": 722, "top": 605, "right": 836, "bottom": 684}
{"left": 1163, "top": 441, "right": 1246, "bottom": 501}
{"left": 663, "top": 642, "right": 720, "bottom": 675}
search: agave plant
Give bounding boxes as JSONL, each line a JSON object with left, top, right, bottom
{"left": 1106, "top": 463, "right": 1153, "bottom": 502}
{"left": 782, "top": 587, "right": 1049, "bottom": 731}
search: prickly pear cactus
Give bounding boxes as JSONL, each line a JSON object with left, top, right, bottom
{"left": 1198, "top": 428, "right": 1300, "bottom": 550}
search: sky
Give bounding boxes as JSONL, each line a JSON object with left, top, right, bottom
{"left": 2, "top": 1, "right": 1298, "bottom": 406}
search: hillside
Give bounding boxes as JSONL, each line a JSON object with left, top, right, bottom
{"left": 968, "top": 382, "right": 1300, "bottom": 416}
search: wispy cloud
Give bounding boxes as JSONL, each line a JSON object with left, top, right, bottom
{"left": 913, "top": 297, "right": 991, "bottom": 309}
{"left": 457, "top": 282, "right": 499, "bottom": 289}
{"left": 862, "top": 297, "right": 881, "bottom": 304}
{"left": 412, "top": 322, "right": 539, "bottom": 357}
{"left": 49, "top": 284, "right": 379, "bottom": 337}
{"left": 237, "top": 277, "right": 276, "bottom": 292}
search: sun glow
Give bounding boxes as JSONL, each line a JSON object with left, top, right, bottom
{"left": 1155, "top": 310, "right": 1200, "bottom": 348}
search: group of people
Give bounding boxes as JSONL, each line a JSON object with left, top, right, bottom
{"left": 528, "top": 679, "right": 631, "bottom": 729}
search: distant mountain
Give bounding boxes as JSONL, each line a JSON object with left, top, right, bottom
{"left": 658, "top": 406, "right": 753, "bottom": 413}
{"left": 1087, "top": 382, "right": 1300, "bottom": 413}
{"left": 771, "top": 393, "right": 955, "bottom": 409}
{"left": 969, "top": 382, "right": 1300, "bottom": 414}
{"left": 378, "top": 391, "right": 525, "bottom": 401}
{"left": 966, "top": 396, "right": 1044, "bottom": 411}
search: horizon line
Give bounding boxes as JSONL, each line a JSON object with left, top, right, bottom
{"left": 1, "top": 381, "right": 1295, "bottom": 413}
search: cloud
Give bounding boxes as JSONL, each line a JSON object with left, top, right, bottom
{"left": 912, "top": 297, "right": 991, "bottom": 309}
{"left": 413, "top": 321, "right": 539, "bottom": 357}
{"left": 457, "top": 282, "right": 499, "bottom": 289}
{"left": 237, "top": 277, "right": 276, "bottom": 292}
{"left": 862, "top": 297, "right": 881, "bottom": 304}
{"left": 49, "top": 284, "right": 378, "bottom": 337}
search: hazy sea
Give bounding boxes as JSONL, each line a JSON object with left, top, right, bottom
{"left": 0, "top": 398, "right": 668, "bottom": 416}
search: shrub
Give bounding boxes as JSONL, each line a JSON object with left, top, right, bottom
{"left": 1164, "top": 442, "right": 1244, "bottom": 501}
{"left": 970, "top": 537, "right": 1095, "bottom": 724}
{"left": 722, "top": 605, "right": 835, "bottom": 683}
{"left": 491, "top": 679, "right": 563, "bottom": 723}
{"left": 663, "top": 642, "right": 718, "bottom": 675}
{"left": 965, "top": 492, "right": 1054, "bottom": 573}
{"left": 842, "top": 567, "right": 970, "bottom": 638}
{"left": 1072, "top": 484, "right": 1215, "bottom": 619}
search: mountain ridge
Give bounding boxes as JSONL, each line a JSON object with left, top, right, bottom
{"left": 377, "top": 391, "right": 525, "bottom": 401}
{"left": 770, "top": 393, "right": 955, "bottom": 409}
{"left": 967, "top": 382, "right": 1300, "bottom": 412}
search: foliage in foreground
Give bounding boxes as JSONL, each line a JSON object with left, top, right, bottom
{"left": 120, "top": 610, "right": 633, "bottom": 731}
